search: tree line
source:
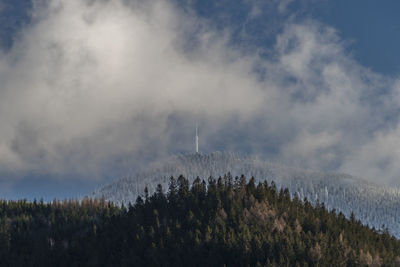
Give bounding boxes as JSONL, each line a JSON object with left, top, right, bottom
{"left": 0, "top": 174, "right": 399, "bottom": 266}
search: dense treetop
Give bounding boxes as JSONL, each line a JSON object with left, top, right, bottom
{"left": 0, "top": 174, "right": 399, "bottom": 266}
{"left": 94, "top": 153, "right": 400, "bottom": 239}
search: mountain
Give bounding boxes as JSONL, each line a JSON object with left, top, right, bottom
{"left": 92, "top": 152, "right": 400, "bottom": 238}
{"left": 2, "top": 176, "right": 400, "bottom": 266}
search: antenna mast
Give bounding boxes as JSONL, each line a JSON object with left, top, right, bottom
{"left": 195, "top": 123, "right": 199, "bottom": 153}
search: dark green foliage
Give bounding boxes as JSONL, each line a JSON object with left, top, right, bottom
{"left": 0, "top": 176, "right": 399, "bottom": 266}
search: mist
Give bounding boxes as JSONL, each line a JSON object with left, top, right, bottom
{"left": 1, "top": 0, "right": 400, "bottom": 186}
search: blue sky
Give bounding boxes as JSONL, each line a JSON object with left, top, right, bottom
{"left": 312, "top": 0, "right": 400, "bottom": 75}
{"left": 179, "top": 0, "right": 400, "bottom": 75}
{"left": 1, "top": 0, "right": 400, "bottom": 200}
{"left": 2, "top": 0, "right": 400, "bottom": 75}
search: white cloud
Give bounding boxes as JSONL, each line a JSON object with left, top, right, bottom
{"left": 0, "top": 0, "right": 267, "bottom": 178}
{"left": 0, "top": 0, "right": 400, "bottom": 186}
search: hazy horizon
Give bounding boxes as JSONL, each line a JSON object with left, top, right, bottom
{"left": 1, "top": 0, "right": 400, "bottom": 199}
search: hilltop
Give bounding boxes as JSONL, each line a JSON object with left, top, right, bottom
{"left": 92, "top": 152, "right": 400, "bottom": 238}
{"left": 1, "top": 176, "right": 400, "bottom": 266}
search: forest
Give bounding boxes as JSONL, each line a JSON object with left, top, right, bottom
{"left": 94, "top": 152, "right": 400, "bottom": 238}
{"left": 0, "top": 174, "right": 399, "bottom": 266}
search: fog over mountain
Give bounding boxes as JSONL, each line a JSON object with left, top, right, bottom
{"left": 92, "top": 152, "right": 400, "bottom": 238}
{"left": 1, "top": 0, "right": 400, "bottom": 193}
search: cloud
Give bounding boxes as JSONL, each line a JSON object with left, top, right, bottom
{"left": 340, "top": 79, "right": 400, "bottom": 185}
{"left": 0, "top": 0, "right": 400, "bottom": 186}
{"left": 276, "top": 0, "right": 294, "bottom": 14}
{"left": 0, "top": 0, "right": 267, "bottom": 178}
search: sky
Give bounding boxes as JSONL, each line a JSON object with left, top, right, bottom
{"left": 1, "top": 0, "right": 400, "bottom": 200}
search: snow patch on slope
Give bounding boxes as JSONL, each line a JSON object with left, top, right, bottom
{"left": 92, "top": 152, "right": 400, "bottom": 238}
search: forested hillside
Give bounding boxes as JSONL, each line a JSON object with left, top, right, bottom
{"left": 1, "top": 175, "right": 400, "bottom": 266}
{"left": 93, "top": 152, "right": 400, "bottom": 238}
